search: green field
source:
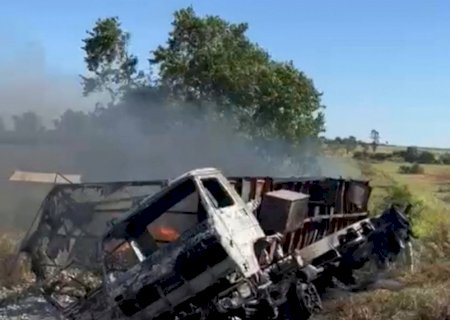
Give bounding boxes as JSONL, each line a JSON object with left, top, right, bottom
{"left": 319, "top": 151, "right": 450, "bottom": 320}
{"left": 371, "top": 161, "right": 450, "bottom": 206}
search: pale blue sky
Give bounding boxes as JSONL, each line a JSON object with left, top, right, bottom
{"left": 0, "top": 0, "right": 449, "bottom": 147}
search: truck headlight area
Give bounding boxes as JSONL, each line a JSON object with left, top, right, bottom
{"left": 236, "top": 282, "right": 252, "bottom": 299}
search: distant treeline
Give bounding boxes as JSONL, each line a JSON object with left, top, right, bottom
{"left": 324, "top": 135, "right": 450, "bottom": 166}
{"left": 354, "top": 147, "right": 450, "bottom": 165}
{"left": 0, "top": 109, "right": 106, "bottom": 145}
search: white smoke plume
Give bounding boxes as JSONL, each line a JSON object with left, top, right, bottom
{"left": 0, "top": 41, "right": 361, "bottom": 229}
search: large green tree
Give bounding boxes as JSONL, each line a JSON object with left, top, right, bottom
{"left": 81, "top": 8, "right": 325, "bottom": 142}
{"left": 151, "top": 7, "right": 325, "bottom": 141}
{"left": 81, "top": 17, "right": 144, "bottom": 106}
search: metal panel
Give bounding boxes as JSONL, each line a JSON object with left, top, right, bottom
{"left": 9, "top": 170, "right": 82, "bottom": 184}
{"left": 258, "top": 189, "right": 309, "bottom": 234}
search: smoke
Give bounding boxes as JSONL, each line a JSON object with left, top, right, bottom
{"left": 0, "top": 41, "right": 98, "bottom": 127}
{"left": 0, "top": 39, "right": 359, "bottom": 182}
{"left": 70, "top": 105, "right": 343, "bottom": 182}
{"left": 0, "top": 41, "right": 361, "bottom": 229}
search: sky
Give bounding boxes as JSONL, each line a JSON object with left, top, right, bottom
{"left": 0, "top": 0, "right": 449, "bottom": 147}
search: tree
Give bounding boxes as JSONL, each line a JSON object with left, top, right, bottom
{"left": 81, "top": 17, "right": 145, "bottom": 106}
{"left": 12, "top": 111, "right": 44, "bottom": 137}
{"left": 417, "top": 151, "right": 435, "bottom": 164}
{"left": 333, "top": 137, "right": 343, "bottom": 145}
{"left": 53, "top": 109, "right": 93, "bottom": 136}
{"left": 344, "top": 136, "right": 358, "bottom": 155}
{"left": 440, "top": 153, "right": 450, "bottom": 165}
{"left": 370, "top": 129, "right": 380, "bottom": 152}
{"left": 361, "top": 142, "right": 369, "bottom": 155}
{"left": 404, "top": 146, "right": 419, "bottom": 163}
{"left": 150, "top": 7, "right": 325, "bottom": 142}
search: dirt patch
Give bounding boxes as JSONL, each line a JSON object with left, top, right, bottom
{"left": 428, "top": 173, "right": 450, "bottom": 183}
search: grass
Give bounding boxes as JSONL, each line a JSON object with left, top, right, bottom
{"left": 319, "top": 262, "right": 450, "bottom": 320}
{"left": 323, "top": 283, "right": 450, "bottom": 320}
{"left": 317, "top": 158, "right": 450, "bottom": 320}
{"left": 370, "top": 161, "right": 450, "bottom": 209}
{"left": 0, "top": 230, "right": 32, "bottom": 288}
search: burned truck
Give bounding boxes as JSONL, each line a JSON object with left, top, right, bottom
{"left": 19, "top": 168, "right": 412, "bottom": 320}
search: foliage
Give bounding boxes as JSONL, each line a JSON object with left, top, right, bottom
{"left": 343, "top": 136, "right": 358, "bottom": 154}
{"left": 342, "top": 161, "right": 450, "bottom": 320}
{"left": 379, "top": 184, "right": 424, "bottom": 224}
{"left": 351, "top": 146, "right": 440, "bottom": 165}
{"left": 401, "top": 147, "right": 436, "bottom": 164}
{"left": 398, "top": 163, "right": 425, "bottom": 174}
{"left": 352, "top": 151, "right": 365, "bottom": 160}
{"left": 8, "top": 111, "right": 45, "bottom": 144}
{"left": 353, "top": 151, "right": 396, "bottom": 162}
{"left": 369, "top": 152, "right": 392, "bottom": 161}
{"left": 53, "top": 109, "right": 95, "bottom": 136}
{"left": 403, "top": 146, "right": 419, "bottom": 162}
{"left": 149, "top": 7, "right": 325, "bottom": 142}
{"left": 325, "top": 136, "right": 360, "bottom": 155}
{"left": 417, "top": 151, "right": 436, "bottom": 164}
{"left": 81, "top": 17, "right": 145, "bottom": 106}
{"left": 440, "top": 153, "right": 450, "bottom": 165}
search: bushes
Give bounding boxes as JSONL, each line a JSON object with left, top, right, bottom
{"left": 417, "top": 151, "right": 436, "bottom": 164}
{"left": 352, "top": 146, "right": 443, "bottom": 165}
{"left": 353, "top": 151, "right": 366, "bottom": 160}
{"left": 369, "top": 152, "right": 392, "bottom": 161}
{"left": 398, "top": 163, "right": 425, "bottom": 174}
{"left": 440, "top": 153, "right": 450, "bottom": 165}
{"left": 353, "top": 152, "right": 397, "bottom": 161}
{"left": 403, "top": 147, "right": 436, "bottom": 164}
{"left": 377, "top": 184, "right": 424, "bottom": 222}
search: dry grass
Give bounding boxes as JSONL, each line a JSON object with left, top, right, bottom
{"left": 319, "top": 262, "right": 450, "bottom": 320}
{"left": 323, "top": 284, "right": 450, "bottom": 320}
{"left": 314, "top": 160, "right": 450, "bottom": 320}
{"left": 319, "top": 220, "right": 450, "bottom": 320}
{"left": 0, "top": 231, "right": 32, "bottom": 288}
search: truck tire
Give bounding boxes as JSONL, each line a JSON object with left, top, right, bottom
{"left": 277, "top": 281, "right": 322, "bottom": 320}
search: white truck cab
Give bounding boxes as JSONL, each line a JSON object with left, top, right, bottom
{"left": 100, "top": 168, "right": 267, "bottom": 319}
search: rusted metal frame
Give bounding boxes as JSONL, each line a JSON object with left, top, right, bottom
{"left": 283, "top": 211, "right": 369, "bottom": 252}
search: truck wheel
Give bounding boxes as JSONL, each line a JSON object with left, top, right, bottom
{"left": 278, "top": 282, "right": 322, "bottom": 320}
{"left": 296, "top": 281, "right": 322, "bottom": 317}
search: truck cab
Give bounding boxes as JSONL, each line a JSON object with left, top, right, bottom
{"left": 100, "top": 168, "right": 267, "bottom": 319}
